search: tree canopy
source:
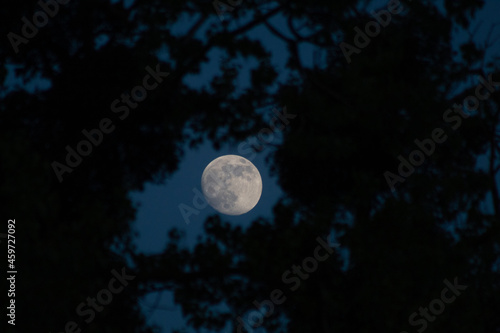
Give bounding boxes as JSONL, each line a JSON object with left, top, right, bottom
{"left": 1, "top": 0, "right": 499, "bottom": 332}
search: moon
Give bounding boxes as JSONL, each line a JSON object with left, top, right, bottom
{"left": 201, "top": 155, "right": 262, "bottom": 215}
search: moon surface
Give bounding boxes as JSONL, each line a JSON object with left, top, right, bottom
{"left": 201, "top": 155, "right": 262, "bottom": 215}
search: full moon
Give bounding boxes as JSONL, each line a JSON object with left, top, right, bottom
{"left": 201, "top": 155, "right": 262, "bottom": 215}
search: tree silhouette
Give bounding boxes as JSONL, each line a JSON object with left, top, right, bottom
{"left": 1, "top": 0, "right": 499, "bottom": 332}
